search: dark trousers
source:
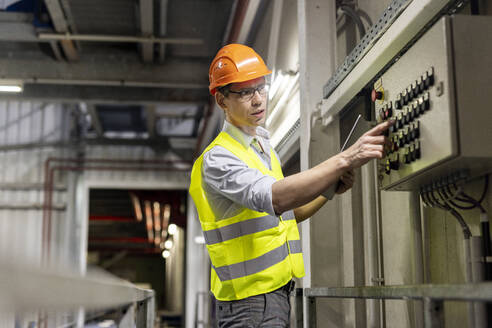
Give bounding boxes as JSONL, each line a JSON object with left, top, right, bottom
{"left": 215, "top": 281, "right": 295, "bottom": 328}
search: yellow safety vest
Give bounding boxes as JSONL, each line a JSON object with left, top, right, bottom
{"left": 189, "top": 131, "right": 305, "bottom": 301}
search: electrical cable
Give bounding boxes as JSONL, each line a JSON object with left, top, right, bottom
{"left": 451, "top": 175, "right": 489, "bottom": 206}
{"left": 430, "top": 189, "right": 471, "bottom": 239}
{"left": 340, "top": 5, "right": 366, "bottom": 38}
{"left": 443, "top": 184, "right": 476, "bottom": 210}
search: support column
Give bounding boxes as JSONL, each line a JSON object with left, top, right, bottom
{"left": 298, "top": 1, "right": 337, "bottom": 327}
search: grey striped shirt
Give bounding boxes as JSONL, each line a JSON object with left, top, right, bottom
{"left": 202, "top": 121, "right": 295, "bottom": 221}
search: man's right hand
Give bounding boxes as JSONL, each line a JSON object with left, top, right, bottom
{"left": 340, "top": 119, "right": 394, "bottom": 170}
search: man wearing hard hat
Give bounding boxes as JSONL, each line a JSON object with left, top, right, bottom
{"left": 189, "top": 44, "right": 392, "bottom": 327}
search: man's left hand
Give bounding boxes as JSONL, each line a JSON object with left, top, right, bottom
{"left": 335, "top": 169, "right": 355, "bottom": 194}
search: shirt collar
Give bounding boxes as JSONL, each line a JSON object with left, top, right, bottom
{"left": 222, "top": 120, "right": 270, "bottom": 149}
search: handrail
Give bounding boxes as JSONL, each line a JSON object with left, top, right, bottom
{"left": 300, "top": 283, "right": 492, "bottom": 328}
{"left": 304, "top": 282, "right": 492, "bottom": 301}
{"left": 0, "top": 260, "right": 155, "bottom": 327}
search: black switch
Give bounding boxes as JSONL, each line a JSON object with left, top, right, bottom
{"left": 408, "top": 106, "right": 414, "bottom": 122}
{"left": 398, "top": 132, "right": 405, "bottom": 147}
{"left": 391, "top": 136, "right": 399, "bottom": 152}
{"left": 417, "top": 98, "right": 424, "bottom": 115}
{"left": 423, "top": 92, "right": 430, "bottom": 111}
{"left": 417, "top": 76, "right": 424, "bottom": 93}
{"left": 414, "top": 141, "right": 421, "bottom": 159}
{"left": 390, "top": 154, "right": 400, "bottom": 170}
{"left": 404, "top": 148, "right": 411, "bottom": 164}
{"left": 402, "top": 90, "right": 409, "bottom": 105}
{"left": 395, "top": 94, "right": 402, "bottom": 109}
{"left": 424, "top": 68, "right": 435, "bottom": 89}
{"left": 404, "top": 128, "right": 411, "bottom": 144}
{"left": 412, "top": 103, "right": 419, "bottom": 118}
{"left": 403, "top": 108, "right": 409, "bottom": 124}
{"left": 379, "top": 108, "right": 385, "bottom": 122}
{"left": 385, "top": 102, "right": 393, "bottom": 119}
{"left": 396, "top": 113, "right": 403, "bottom": 129}
{"left": 407, "top": 86, "right": 414, "bottom": 101}
{"left": 412, "top": 121, "right": 420, "bottom": 139}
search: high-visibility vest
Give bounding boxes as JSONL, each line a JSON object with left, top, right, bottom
{"left": 189, "top": 131, "right": 305, "bottom": 301}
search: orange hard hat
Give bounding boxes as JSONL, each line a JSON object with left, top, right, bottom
{"left": 209, "top": 44, "right": 271, "bottom": 95}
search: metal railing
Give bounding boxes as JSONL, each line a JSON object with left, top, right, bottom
{"left": 297, "top": 282, "right": 492, "bottom": 328}
{"left": 0, "top": 260, "right": 155, "bottom": 328}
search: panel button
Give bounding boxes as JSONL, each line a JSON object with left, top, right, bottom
{"left": 385, "top": 102, "right": 393, "bottom": 119}
{"left": 396, "top": 112, "right": 403, "bottom": 129}
{"left": 412, "top": 121, "right": 420, "bottom": 139}
{"left": 378, "top": 107, "right": 385, "bottom": 122}
{"left": 412, "top": 81, "right": 418, "bottom": 96}
{"left": 402, "top": 108, "right": 409, "bottom": 124}
{"left": 407, "top": 86, "right": 414, "bottom": 101}
{"left": 410, "top": 102, "right": 418, "bottom": 118}
{"left": 414, "top": 140, "right": 421, "bottom": 159}
{"left": 417, "top": 97, "right": 424, "bottom": 115}
{"left": 404, "top": 147, "right": 411, "bottom": 164}
{"left": 395, "top": 94, "right": 402, "bottom": 109}
{"left": 417, "top": 76, "right": 424, "bottom": 93}
{"left": 423, "top": 92, "right": 430, "bottom": 111}
{"left": 402, "top": 90, "right": 409, "bottom": 105}
{"left": 403, "top": 127, "right": 410, "bottom": 144}
{"left": 390, "top": 154, "right": 400, "bottom": 170}
{"left": 424, "top": 67, "right": 434, "bottom": 89}
{"left": 391, "top": 136, "right": 399, "bottom": 152}
{"left": 371, "top": 89, "right": 383, "bottom": 102}
{"left": 398, "top": 131, "right": 405, "bottom": 147}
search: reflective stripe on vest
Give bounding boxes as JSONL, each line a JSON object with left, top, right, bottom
{"left": 203, "top": 213, "right": 295, "bottom": 245}
{"left": 213, "top": 240, "right": 302, "bottom": 281}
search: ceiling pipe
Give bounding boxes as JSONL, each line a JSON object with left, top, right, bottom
{"left": 22, "top": 77, "right": 208, "bottom": 89}
{"left": 38, "top": 33, "right": 203, "bottom": 44}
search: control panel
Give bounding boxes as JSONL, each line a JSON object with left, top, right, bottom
{"left": 374, "top": 15, "right": 492, "bottom": 191}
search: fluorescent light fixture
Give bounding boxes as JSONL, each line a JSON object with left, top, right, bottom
{"left": 98, "top": 320, "right": 115, "bottom": 328}
{"left": 168, "top": 223, "right": 177, "bottom": 235}
{"left": 194, "top": 236, "right": 205, "bottom": 244}
{"left": 0, "top": 80, "right": 23, "bottom": 93}
{"left": 164, "top": 240, "right": 173, "bottom": 249}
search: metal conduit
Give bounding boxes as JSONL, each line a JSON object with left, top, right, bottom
{"left": 38, "top": 33, "right": 203, "bottom": 44}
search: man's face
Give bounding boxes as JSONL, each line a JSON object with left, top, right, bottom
{"left": 218, "top": 77, "right": 267, "bottom": 129}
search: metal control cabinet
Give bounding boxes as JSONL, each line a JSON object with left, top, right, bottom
{"left": 375, "top": 15, "right": 492, "bottom": 191}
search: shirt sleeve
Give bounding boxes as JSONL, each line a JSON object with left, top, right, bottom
{"left": 202, "top": 145, "right": 277, "bottom": 216}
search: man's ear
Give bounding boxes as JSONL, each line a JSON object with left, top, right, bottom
{"left": 215, "top": 92, "right": 227, "bottom": 110}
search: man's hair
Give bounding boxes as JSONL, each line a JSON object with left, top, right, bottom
{"left": 217, "top": 84, "right": 230, "bottom": 97}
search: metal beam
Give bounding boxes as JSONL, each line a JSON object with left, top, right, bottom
{"left": 0, "top": 84, "right": 208, "bottom": 106}
{"left": 0, "top": 57, "right": 209, "bottom": 88}
{"left": 38, "top": 33, "right": 203, "bottom": 44}
{"left": 44, "top": 0, "right": 78, "bottom": 61}
{"left": 139, "top": 0, "right": 154, "bottom": 63}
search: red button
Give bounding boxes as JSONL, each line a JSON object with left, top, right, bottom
{"left": 371, "top": 89, "right": 383, "bottom": 102}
